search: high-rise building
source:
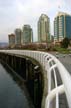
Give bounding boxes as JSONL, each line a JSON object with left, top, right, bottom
{"left": 15, "top": 28, "right": 21, "bottom": 45}
{"left": 22, "top": 25, "right": 33, "bottom": 44}
{"left": 8, "top": 34, "right": 15, "bottom": 47}
{"left": 54, "top": 12, "right": 71, "bottom": 43}
{"left": 38, "top": 14, "right": 50, "bottom": 43}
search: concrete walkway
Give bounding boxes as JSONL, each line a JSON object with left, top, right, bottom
{"left": 50, "top": 52, "right": 70, "bottom": 108}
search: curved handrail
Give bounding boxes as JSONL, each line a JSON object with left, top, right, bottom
{"left": 0, "top": 50, "right": 71, "bottom": 108}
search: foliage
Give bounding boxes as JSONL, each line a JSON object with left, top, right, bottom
{"left": 61, "top": 37, "right": 70, "bottom": 48}
{"left": 52, "top": 46, "right": 70, "bottom": 54}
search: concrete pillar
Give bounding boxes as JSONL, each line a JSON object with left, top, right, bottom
{"left": 34, "top": 65, "right": 42, "bottom": 108}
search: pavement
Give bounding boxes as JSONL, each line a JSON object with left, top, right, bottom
{"left": 50, "top": 52, "right": 70, "bottom": 108}
{"left": 50, "top": 52, "right": 71, "bottom": 74}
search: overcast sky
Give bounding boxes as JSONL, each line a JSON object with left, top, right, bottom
{"left": 0, "top": 0, "right": 71, "bottom": 42}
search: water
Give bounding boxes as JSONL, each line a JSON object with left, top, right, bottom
{"left": 0, "top": 62, "right": 33, "bottom": 108}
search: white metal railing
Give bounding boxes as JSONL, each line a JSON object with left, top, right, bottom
{"left": 0, "top": 50, "right": 71, "bottom": 108}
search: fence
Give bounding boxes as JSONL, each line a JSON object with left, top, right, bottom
{"left": 0, "top": 50, "right": 71, "bottom": 108}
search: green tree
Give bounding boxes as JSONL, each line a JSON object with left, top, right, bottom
{"left": 61, "top": 37, "right": 70, "bottom": 48}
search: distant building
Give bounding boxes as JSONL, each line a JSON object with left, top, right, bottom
{"left": 51, "top": 35, "right": 54, "bottom": 42}
{"left": 8, "top": 34, "right": 15, "bottom": 47}
{"left": 38, "top": 14, "right": 50, "bottom": 43}
{"left": 54, "top": 12, "right": 71, "bottom": 43}
{"left": 22, "top": 25, "right": 33, "bottom": 44}
{"left": 15, "top": 28, "right": 21, "bottom": 45}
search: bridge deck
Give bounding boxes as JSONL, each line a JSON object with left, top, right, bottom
{"left": 0, "top": 50, "right": 71, "bottom": 108}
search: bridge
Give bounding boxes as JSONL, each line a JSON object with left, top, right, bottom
{"left": 0, "top": 50, "right": 71, "bottom": 108}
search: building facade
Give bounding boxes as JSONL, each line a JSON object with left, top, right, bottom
{"left": 8, "top": 34, "right": 15, "bottom": 47}
{"left": 54, "top": 12, "right": 71, "bottom": 43}
{"left": 15, "top": 28, "right": 21, "bottom": 45}
{"left": 22, "top": 25, "right": 33, "bottom": 44}
{"left": 38, "top": 14, "right": 50, "bottom": 43}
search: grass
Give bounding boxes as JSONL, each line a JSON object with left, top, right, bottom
{"left": 52, "top": 46, "right": 70, "bottom": 54}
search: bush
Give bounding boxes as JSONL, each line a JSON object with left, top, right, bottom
{"left": 61, "top": 37, "right": 70, "bottom": 48}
